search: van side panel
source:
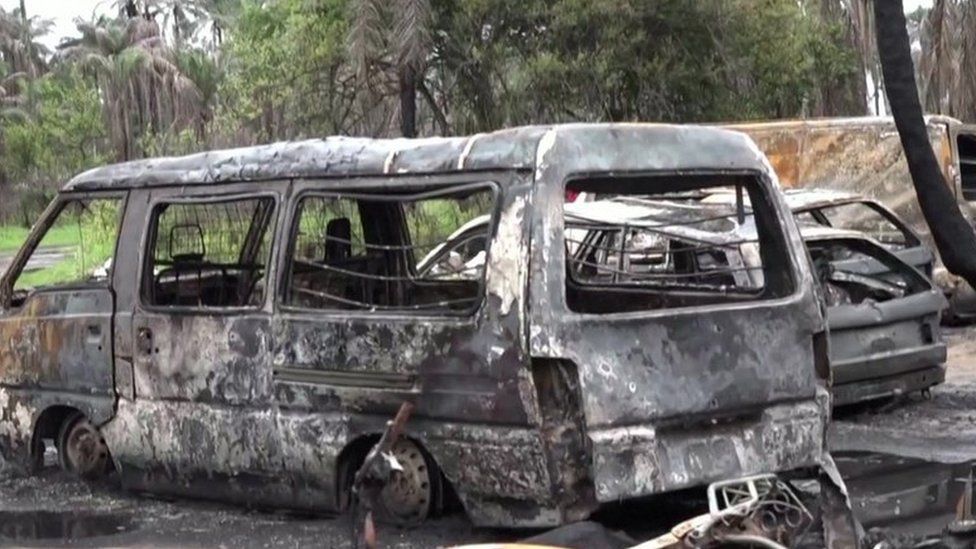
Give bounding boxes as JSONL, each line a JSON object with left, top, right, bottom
{"left": 269, "top": 176, "right": 549, "bottom": 526}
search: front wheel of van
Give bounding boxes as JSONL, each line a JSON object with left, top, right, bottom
{"left": 58, "top": 412, "right": 111, "bottom": 480}
{"left": 374, "top": 439, "right": 441, "bottom": 526}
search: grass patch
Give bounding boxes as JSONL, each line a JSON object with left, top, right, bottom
{"left": 15, "top": 240, "right": 114, "bottom": 289}
{"left": 0, "top": 224, "right": 81, "bottom": 254}
{"left": 0, "top": 226, "right": 30, "bottom": 253}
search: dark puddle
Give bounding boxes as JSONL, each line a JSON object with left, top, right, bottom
{"left": 836, "top": 451, "right": 976, "bottom": 540}
{"left": 0, "top": 511, "right": 134, "bottom": 541}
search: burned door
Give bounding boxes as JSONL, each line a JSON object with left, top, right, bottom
{"left": 106, "top": 186, "right": 283, "bottom": 494}
{"left": 272, "top": 176, "right": 543, "bottom": 521}
{"left": 0, "top": 194, "right": 124, "bottom": 469}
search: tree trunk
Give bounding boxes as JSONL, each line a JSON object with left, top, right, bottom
{"left": 399, "top": 67, "right": 417, "bottom": 138}
{"left": 873, "top": 0, "right": 976, "bottom": 288}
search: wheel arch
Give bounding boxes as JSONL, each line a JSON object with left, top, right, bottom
{"left": 28, "top": 404, "right": 82, "bottom": 470}
{"left": 333, "top": 432, "right": 456, "bottom": 515}
{"left": 28, "top": 397, "right": 115, "bottom": 470}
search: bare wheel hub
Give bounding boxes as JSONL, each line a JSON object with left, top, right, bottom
{"left": 378, "top": 439, "right": 432, "bottom": 524}
{"left": 61, "top": 415, "right": 109, "bottom": 479}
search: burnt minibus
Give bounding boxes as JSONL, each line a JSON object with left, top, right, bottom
{"left": 0, "top": 124, "right": 829, "bottom": 528}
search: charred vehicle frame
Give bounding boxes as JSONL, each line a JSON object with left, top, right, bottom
{"left": 0, "top": 124, "right": 832, "bottom": 528}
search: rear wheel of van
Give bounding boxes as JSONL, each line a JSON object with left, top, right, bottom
{"left": 374, "top": 439, "right": 442, "bottom": 526}
{"left": 57, "top": 412, "right": 111, "bottom": 480}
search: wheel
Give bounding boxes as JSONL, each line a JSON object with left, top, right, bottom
{"left": 374, "top": 438, "right": 440, "bottom": 526}
{"left": 28, "top": 434, "right": 45, "bottom": 473}
{"left": 57, "top": 412, "right": 110, "bottom": 480}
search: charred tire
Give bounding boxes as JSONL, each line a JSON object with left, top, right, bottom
{"left": 57, "top": 412, "right": 111, "bottom": 480}
{"left": 373, "top": 439, "right": 442, "bottom": 527}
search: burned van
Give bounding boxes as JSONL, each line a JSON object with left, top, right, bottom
{"left": 0, "top": 125, "right": 829, "bottom": 528}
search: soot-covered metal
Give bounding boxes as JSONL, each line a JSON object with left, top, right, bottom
{"left": 0, "top": 124, "right": 833, "bottom": 528}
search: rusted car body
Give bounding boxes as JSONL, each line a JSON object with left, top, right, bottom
{"left": 779, "top": 189, "right": 934, "bottom": 277}
{"left": 801, "top": 229, "right": 946, "bottom": 405}
{"left": 727, "top": 116, "right": 976, "bottom": 319}
{"left": 0, "top": 124, "right": 830, "bottom": 528}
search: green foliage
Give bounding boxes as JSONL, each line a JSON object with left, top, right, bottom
{"left": 0, "top": 0, "right": 868, "bottom": 228}
{"left": 219, "top": 0, "right": 349, "bottom": 141}
{"left": 0, "top": 224, "right": 81, "bottom": 253}
{"left": 429, "top": 0, "right": 863, "bottom": 127}
{"left": 2, "top": 71, "right": 106, "bottom": 183}
{"left": 0, "top": 225, "right": 30, "bottom": 252}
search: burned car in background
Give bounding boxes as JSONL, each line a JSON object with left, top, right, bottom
{"left": 703, "top": 189, "right": 947, "bottom": 403}
{"left": 728, "top": 116, "right": 976, "bottom": 321}
{"left": 707, "top": 188, "right": 935, "bottom": 277}
{"left": 786, "top": 190, "right": 933, "bottom": 277}
{"left": 0, "top": 125, "right": 832, "bottom": 528}
{"left": 801, "top": 228, "right": 946, "bottom": 405}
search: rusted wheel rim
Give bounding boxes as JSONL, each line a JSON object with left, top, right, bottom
{"left": 63, "top": 418, "right": 109, "bottom": 478}
{"left": 379, "top": 439, "right": 432, "bottom": 523}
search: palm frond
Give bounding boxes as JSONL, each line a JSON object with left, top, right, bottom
{"left": 392, "top": 0, "right": 432, "bottom": 73}
{"left": 347, "top": 0, "right": 387, "bottom": 82}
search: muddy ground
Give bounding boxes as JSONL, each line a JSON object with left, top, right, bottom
{"left": 2, "top": 328, "right": 976, "bottom": 548}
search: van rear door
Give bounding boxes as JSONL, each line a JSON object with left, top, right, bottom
{"left": 527, "top": 126, "right": 828, "bottom": 504}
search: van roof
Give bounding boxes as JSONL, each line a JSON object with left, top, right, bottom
{"left": 63, "top": 123, "right": 773, "bottom": 192}
{"left": 723, "top": 114, "right": 962, "bottom": 132}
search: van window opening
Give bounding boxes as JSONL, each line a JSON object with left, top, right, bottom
{"left": 13, "top": 198, "right": 123, "bottom": 293}
{"left": 957, "top": 133, "right": 976, "bottom": 201}
{"left": 285, "top": 184, "right": 495, "bottom": 314}
{"left": 563, "top": 174, "right": 794, "bottom": 314}
{"left": 144, "top": 197, "right": 276, "bottom": 308}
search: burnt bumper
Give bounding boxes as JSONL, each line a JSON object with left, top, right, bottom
{"left": 587, "top": 398, "right": 826, "bottom": 502}
{"left": 833, "top": 361, "right": 946, "bottom": 407}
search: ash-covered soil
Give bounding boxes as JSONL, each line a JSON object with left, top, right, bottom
{"left": 0, "top": 469, "right": 496, "bottom": 548}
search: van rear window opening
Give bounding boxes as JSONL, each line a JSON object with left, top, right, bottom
{"left": 285, "top": 184, "right": 495, "bottom": 314}
{"left": 564, "top": 174, "right": 794, "bottom": 314}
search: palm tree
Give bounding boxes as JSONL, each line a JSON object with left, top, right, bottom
{"left": 113, "top": 0, "right": 241, "bottom": 49}
{"left": 392, "top": 0, "right": 432, "bottom": 137}
{"left": 347, "top": 0, "right": 433, "bottom": 137}
{"left": 58, "top": 14, "right": 208, "bottom": 160}
{"left": 913, "top": 0, "right": 976, "bottom": 122}
{"left": 0, "top": 61, "right": 29, "bottom": 187}
{"left": 0, "top": 5, "right": 52, "bottom": 78}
